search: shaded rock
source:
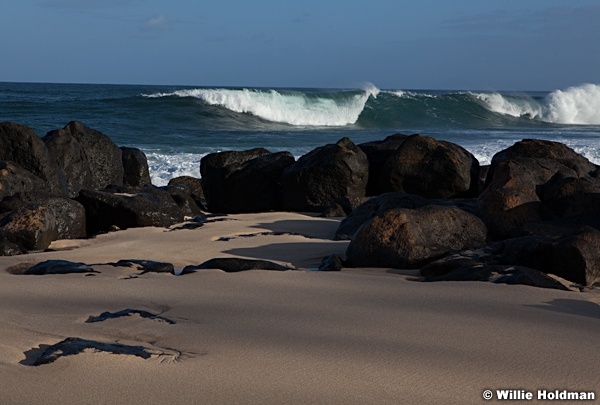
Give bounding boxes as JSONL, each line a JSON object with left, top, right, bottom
{"left": 6, "top": 260, "right": 97, "bottom": 275}
{"left": 121, "top": 147, "right": 151, "bottom": 187}
{"left": 281, "top": 137, "right": 369, "bottom": 212}
{"left": 201, "top": 149, "right": 294, "bottom": 213}
{"left": 75, "top": 185, "right": 184, "bottom": 235}
{"left": 345, "top": 205, "right": 487, "bottom": 268}
{"left": 318, "top": 254, "right": 344, "bottom": 271}
{"left": 0, "top": 237, "right": 26, "bottom": 256}
{"left": 424, "top": 264, "right": 574, "bottom": 291}
{"left": 85, "top": 309, "right": 175, "bottom": 324}
{"left": 336, "top": 192, "right": 478, "bottom": 241}
{"left": 0, "top": 161, "right": 51, "bottom": 201}
{"left": 478, "top": 140, "right": 598, "bottom": 239}
{"left": 497, "top": 228, "right": 600, "bottom": 286}
{"left": 43, "top": 121, "right": 123, "bottom": 196}
{"left": 0, "top": 192, "right": 86, "bottom": 239}
{"left": 322, "top": 196, "right": 370, "bottom": 218}
{"left": 21, "top": 338, "right": 155, "bottom": 366}
{"left": 538, "top": 173, "right": 600, "bottom": 219}
{"left": 488, "top": 139, "right": 597, "bottom": 181}
{"left": 109, "top": 259, "right": 175, "bottom": 274}
{"left": 182, "top": 258, "right": 294, "bottom": 273}
{"left": 379, "top": 134, "right": 480, "bottom": 198}
{"left": 420, "top": 247, "right": 497, "bottom": 278}
{"left": 358, "top": 133, "right": 409, "bottom": 195}
{"left": 0, "top": 204, "right": 57, "bottom": 251}
{"left": 168, "top": 176, "right": 205, "bottom": 204}
{"left": 162, "top": 184, "right": 204, "bottom": 218}
{"left": 0, "top": 122, "right": 68, "bottom": 197}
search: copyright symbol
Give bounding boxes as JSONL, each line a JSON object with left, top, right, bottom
{"left": 483, "top": 390, "right": 493, "bottom": 400}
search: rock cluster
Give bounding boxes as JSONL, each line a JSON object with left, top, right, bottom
{"left": 2, "top": 120, "right": 599, "bottom": 291}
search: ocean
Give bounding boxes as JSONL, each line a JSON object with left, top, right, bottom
{"left": 2, "top": 81, "right": 600, "bottom": 186}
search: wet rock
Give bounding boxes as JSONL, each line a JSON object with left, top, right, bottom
{"left": 109, "top": 259, "right": 175, "bottom": 274}
{"left": 6, "top": 260, "right": 97, "bottom": 275}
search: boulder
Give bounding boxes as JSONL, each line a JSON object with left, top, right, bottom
{"left": 0, "top": 204, "right": 57, "bottom": 252}
{"left": 497, "top": 228, "right": 600, "bottom": 286}
{"left": 477, "top": 140, "right": 599, "bottom": 239}
{"left": 43, "top": 121, "right": 123, "bottom": 196}
{"left": 281, "top": 137, "right": 369, "bottom": 212}
{"left": 345, "top": 205, "right": 487, "bottom": 268}
{"left": 201, "top": 149, "right": 294, "bottom": 213}
{"left": 538, "top": 173, "right": 600, "bottom": 219}
{"left": 358, "top": 133, "right": 409, "bottom": 195}
{"left": 75, "top": 185, "right": 184, "bottom": 235}
{"left": 168, "top": 176, "right": 205, "bottom": 203}
{"left": 182, "top": 258, "right": 294, "bottom": 273}
{"left": 0, "top": 161, "right": 51, "bottom": 201}
{"left": 0, "top": 192, "right": 86, "bottom": 240}
{"left": 121, "top": 147, "right": 151, "bottom": 187}
{"left": 0, "top": 122, "right": 68, "bottom": 197}
{"left": 162, "top": 184, "right": 204, "bottom": 218}
{"left": 378, "top": 134, "right": 480, "bottom": 198}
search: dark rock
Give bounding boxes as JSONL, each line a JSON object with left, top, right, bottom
{"left": 281, "top": 138, "right": 369, "bottom": 212}
{"left": 497, "top": 228, "right": 600, "bottom": 286}
{"left": 85, "top": 309, "right": 176, "bottom": 324}
{"left": 335, "top": 193, "right": 430, "bottom": 240}
{"left": 358, "top": 133, "right": 409, "bottom": 195}
{"left": 0, "top": 122, "right": 68, "bottom": 197}
{"left": 0, "top": 192, "right": 86, "bottom": 239}
{"left": 318, "top": 254, "right": 344, "bottom": 271}
{"left": 201, "top": 149, "right": 294, "bottom": 213}
{"left": 168, "top": 176, "right": 205, "bottom": 204}
{"left": 182, "top": 258, "right": 294, "bottom": 273}
{"left": 0, "top": 237, "right": 26, "bottom": 256}
{"left": 345, "top": 205, "right": 487, "bottom": 268}
{"left": 0, "top": 204, "right": 57, "bottom": 251}
{"left": 109, "top": 259, "right": 175, "bottom": 274}
{"left": 43, "top": 121, "right": 124, "bottom": 196}
{"left": 162, "top": 184, "right": 204, "bottom": 218}
{"left": 121, "top": 147, "right": 151, "bottom": 187}
{"left": 21, "top": 337, "right": 155, "bottom": 366}
{"left": 420, "top": 247, "right": 497, "bottom": 278}
{"left": 0, "top": 161, "right": 51, "bottom": 201}
{"left": 424, "top": 264, "right": 574, "bottom": 291}
{"left": 378, "top": 134, "right": 480, "bottom": 198}
{"left": 75, "top": 185, "right": 184, "bottom": 235}
{"left": 538, "top": 173, "right": 600, "bottom": 219}
{"left": 6, "top": 260, "right": 97, "bottom": 275}
{"left": 488, "top": 139, "right": 597, "bottom": 181}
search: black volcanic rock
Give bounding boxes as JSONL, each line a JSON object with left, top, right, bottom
{"left": 0, "top": 122, "right": 68, "bottom": 197}
{"left": 44, "top": 121, "right": 124, "bottom": 197}
{"left": 281, "top": 137, "right": 369, "bottom": 212}
{"left": 121, "top": 147, "right": 151, "bottom": 187}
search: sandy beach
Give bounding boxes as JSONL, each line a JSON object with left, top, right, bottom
{"left": 0, "top": 212, "right": 598, "bottom": 404}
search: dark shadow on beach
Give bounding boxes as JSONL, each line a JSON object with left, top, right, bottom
{"left": 249, "top": 216, "right": 342, "bottom": 240}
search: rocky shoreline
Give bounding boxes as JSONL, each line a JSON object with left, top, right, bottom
{"left": 1, "top": 121, "right": 599, "bottom": 291}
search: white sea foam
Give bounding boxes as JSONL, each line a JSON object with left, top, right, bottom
{"left": 146, "top": 152, "right": 205, "bottom": 186}
{"left": 474, "top": 84, "right": 600, "bottom": 125}
{"left": 143, "top": 85, "right": 380, "bottom": 126}
{"left": 542, "top": 84, "right": 600, "bottom": 125}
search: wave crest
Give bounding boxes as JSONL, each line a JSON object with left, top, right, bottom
{"left": 143, "top": 86, "right": 380, "bottom": 126}
{"left": 474, "top": 84, "right": 600, "bottom": 125}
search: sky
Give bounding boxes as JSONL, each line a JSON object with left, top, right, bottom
{"left": 1, "top": 0, "right": 599, "bottom": 90}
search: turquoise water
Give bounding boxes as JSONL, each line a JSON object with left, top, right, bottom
{"left": 2, "top": 81, "right": 600, "bottom": 185}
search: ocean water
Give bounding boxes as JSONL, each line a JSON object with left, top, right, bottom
{"left": 2, "top": 81, "right": 600, "bottom": 186}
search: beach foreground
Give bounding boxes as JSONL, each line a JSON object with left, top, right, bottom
{"left": 1, "top": 213, "right": 598, "bottom": 404}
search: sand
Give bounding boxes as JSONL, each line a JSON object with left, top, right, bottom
{"left": 0, "top": 212, "right": 598, "bottom": 404}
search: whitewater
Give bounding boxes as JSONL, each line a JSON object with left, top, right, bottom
{"left": 2, "top": 81, "right": 600, "bottom": 185}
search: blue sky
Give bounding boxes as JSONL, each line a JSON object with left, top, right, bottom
{"left": 2, "top": 0, "right": 599, "bottom": 90}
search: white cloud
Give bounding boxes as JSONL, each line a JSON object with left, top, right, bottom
{"left": 142, "top": 14, "right": 170, "bottom": 32}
